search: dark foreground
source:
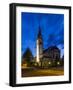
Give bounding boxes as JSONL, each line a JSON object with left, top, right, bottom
{"left": 21, "top": 67, "right": 64, "bottom": 77}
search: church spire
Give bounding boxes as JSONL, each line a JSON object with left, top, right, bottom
{"left": 36, "top": 25, "right": 43, "bottom": 63}
{"left": 38, "top": 26, "right": 42, "bottom": 39}
{"left": 37, "top": 25, "right": 43, "bottom": 44}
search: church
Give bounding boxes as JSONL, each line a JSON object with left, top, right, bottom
{"left": 22, "top": 26, "right": 63, "bottom": 68}
{"left": 35, "top": 26, "right": 61, "bottom": 67}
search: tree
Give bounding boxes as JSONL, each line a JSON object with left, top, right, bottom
{"left": 22, "top": 48, "right": 33, "bottom": 66}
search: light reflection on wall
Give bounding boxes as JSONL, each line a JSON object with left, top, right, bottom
{"left": 36, "top": 40, "right": 40, "bottom": 62}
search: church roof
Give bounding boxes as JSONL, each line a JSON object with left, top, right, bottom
{"left": 43, "top": 46, "right": 60, "bottom": 53}
{"left": 48, "top": 46, "right": 59, "bottom": 50}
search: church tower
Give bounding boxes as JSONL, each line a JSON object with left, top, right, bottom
{"left": 36, "top": 26, "right": 43, "bottom": 62}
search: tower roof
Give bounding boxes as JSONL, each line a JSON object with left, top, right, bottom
{"left": 38, "top": 26, "right": 42, "bottom": 39}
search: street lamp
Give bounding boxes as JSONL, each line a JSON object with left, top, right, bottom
{"left": 57, "top": 61, "right": 60, "bottom": 65}
{"left": 48, "top": 61, "right": 51, "bottom": 65}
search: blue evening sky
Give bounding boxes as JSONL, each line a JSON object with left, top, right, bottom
{"left": 21, "top": 12, "right": 64, "bottom": 58}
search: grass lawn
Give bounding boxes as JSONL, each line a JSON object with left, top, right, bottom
{"left": 21, "top": 67, "right": 64, "bottom": 77}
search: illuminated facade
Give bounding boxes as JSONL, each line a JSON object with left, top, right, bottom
{"left": 36, "top": 27, "right": 43, "bottom": 62}
{"left": 22, "top": 27, "right": 63, "bottom": 68}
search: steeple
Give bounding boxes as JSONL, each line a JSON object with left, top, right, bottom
{"left": 36, "top": 25, "right": 43, "bottom": 62}
{"left": 38, "top": 26, "right": 42, "bottom": 40}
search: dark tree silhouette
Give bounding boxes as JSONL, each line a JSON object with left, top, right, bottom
{"left": 22, "top": 48, "right": 33, "bottom": 64}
